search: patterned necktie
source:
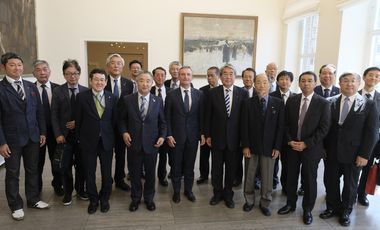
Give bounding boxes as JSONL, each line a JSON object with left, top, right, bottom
{"left": 41, "top": 84, "right": 51, "bottom": 125}
{"left": 184, "top": 89, "right": 190, "bottom": 113}
{"left": 339, "top": 97, "right": 350, "bottom": 125}
{"left": 133, "top": 81, "right": 137, "bottom": 93}
{"left": 366, "top": 93, "right": 372, "bottom": 100}
{"left": 113, "top": 79, "right": 119, "bottom": 97}
{"left": 225, "top": 88, "right": 231, "bottom": 117}
{"left": 260, "top": 97, "right": 267, "bottom": 116}
{"left": 140, "top": 96, "right": 147, "bottom": 120}
{"left": 14, "top": 80, "right": 25, "bottom": 100}
{"left": 323, "top": 89, "right": 330, "bottom": 98}
{"left": 69, "top": 88, "right": 77, "bottom": 119}
{"left": 157, "top": 88, "right": 162, "bottom": 98}
{"left": 94, "top": 93, "right": 105, "bottom": 118}
{"left": 297, "top": 98, "right": 308, "bottom": 140}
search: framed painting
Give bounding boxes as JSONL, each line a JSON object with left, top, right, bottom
{"left": 181, "top": 13, "right": 258, "bottom": 77}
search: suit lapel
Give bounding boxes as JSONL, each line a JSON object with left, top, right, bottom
{"left": 132, "top": 94, "right": 141, "bottom": 120}
{"left": 218, "top": 86, "right": 228, "bottom": 116}
{"left": 231, "top": 86, "right": 240, "bottom": 116}
{"left": 87, "top": 91, "right": 99, "bottom": 118}
{"left": 144, "top": 94, "right": 155, "bottom": 120}
{"left": 344, "top": 94, "right": 365, "bottom": 124}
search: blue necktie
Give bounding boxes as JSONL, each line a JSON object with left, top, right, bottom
{"left": 260, "top": 97, "right": 267, "bottom": 116}
{"left": 140, "top": 96, "right": 147, "bottom": 120}
{"left": 323, "top": 89, "right": 330, "bottom": 98}
{"left": 184, "top": 89, "right": 190, "bottom": 113}
{"left": 113, "top": 79, "right": 119, "bottom": 97}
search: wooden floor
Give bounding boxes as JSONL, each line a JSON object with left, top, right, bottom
{"left": 0, "top": 156, "right": 380, "bottom": 230}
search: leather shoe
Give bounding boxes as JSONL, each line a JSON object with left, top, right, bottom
{"left": 278, "top": 204, "right": 295, "bottom": 215}
{"left": 339, "top": 213, "right": 350, "bottom": 226}
{"left": 358, "top": 195, "right": 369, "bottom": 206}
{"left": 129, "top": 201, "right": 139, "bottom": 212}
{"left": 100, "top": 202, "right": 110, "bottom": 213}
{"left": 88, "top": 203, "right": 98, "bottom": 214}
{"left": 319, "top": 209, "right": 336, "bottom": 219}
{"left": 159, "top": 179, "right": 168, "bottom": 187}
{"left": 297, "top": 188, "right": 304, "bottom": 196}
{"left": 196, "top": 177, "right": 208, "bottom": 185}
{"left": 184, "top": 191, "right": 196, "bottom": 202}
{"left": 273, "top": 183, "right": 278, "bottom": 190}
{"left": 172, "top": 193, "right": 181, "bottom": 203}
{"left": 259, "top": 204, "right": 271, "bottom": 216}
{"left": 209, "top": 196, "right": 222, "bottom": 205}
{"left": 145, "top": 201, "right": 156, "bottom": 211}
{"left": 243, "top": 203, "right": 254, "bottom": 212}
{"left": 232, "top": 180, "right": 242, "bottom": 187}
{"left": 116, "top": 181, "right": 131, "bottom": 191}
{"left": 303, "top": 211, "right": 313, "bottom": 225}
{"left": 224, "top": 199, "right": 235, "bottom": 209}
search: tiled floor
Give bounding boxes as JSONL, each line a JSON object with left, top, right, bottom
{"left": 0, "top": 157, "right": 379, "bottom": 229}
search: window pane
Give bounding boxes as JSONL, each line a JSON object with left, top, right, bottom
{"left": 300, "top": 14, "right": 319, "bottom": 73}
{"left": 371, "top": 35, "right": 380, "bottom": 66}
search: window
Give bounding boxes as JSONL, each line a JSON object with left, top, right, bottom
{"left": 299, "top": 14, "right": 319, "bottom": 73}
{"left": 370, "top": 0, "right": 380, "bottom": 66}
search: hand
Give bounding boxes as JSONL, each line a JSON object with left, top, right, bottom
{"left": 65, "top": 121, "right": 75, "bottom": 130}
{"left": 167, "top": 136, "right": 176, "bottom": 148}
{"left": 123, "top": 132, "right": 132, "bottom": 147}
{"left": 0, "top": 144, "right": 11, "bottom": 158}
{"left": 56, "top": 135, "right": 66, "bottom": 144}
{"left": 40, "top": 135, "right": 46, "bottom": 147}
{"left": 200, "top": 135, "right": 206, "bottom": 146}
{"left": 206, "top": 137, "right": 212, "bottom": 147}
{"left": 154, "top": 137, "right": 165, "bottom": 148}
{"left": 243, "top": 147, "right": 251, "bottom": 158}
{"left": 356, "top": 156, "right": 368, "bottom": 167}
{"left": 289, "top": 141, "right": 307, "bottom": 152}
{"left": 272, "top": 149, "right": 280, "bottom": 159}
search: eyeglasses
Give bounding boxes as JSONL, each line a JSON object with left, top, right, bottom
{"left": 64, "top": 72, "right": 80, "bottom": 77}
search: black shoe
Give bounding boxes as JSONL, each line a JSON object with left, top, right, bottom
{"left": 278, "top": 204, "right": 295, "bottom": 215}
{"left": 209, "top": 196, "right": 222, "bottom": 205}
{"left": 297, "top": 188, "right": 304, "bottom": 196}
{"left": 303, "top": 211, "right": 313, "bottom": 225}
{"left": 88, "top": 203, "right": 98, "bottom": 214}
{"left": 129, "top": 201, "right": 139, "bottom": 212}
{"left": 273, "top": 183, "right": 278, "bottom": 190}
{"left": 259, "top": 204, "right": 271, "bottom": 216}
{"left": 281, "top": 189, "right": 287, "bottom": 195}
{"left": 224, "top": 199, "right": 235, "bottom": 209}
{"left": 77, "top": 192, "right": 89, "bottom": 201}
{"left": 127, "top": 173, "right": 131, "bottom": 181}
{"left": 196, "top": 177, "right": 208, "bottom": 185}
{"left": 54, "top": 186, "right": 64, "bottom": 196}
{"left": 159, "top": 179, "right": 169, "bottom": 187}
{"left": 100, "top": 202, "right": 110, "bottom": 213}
{"left": 358, "top": 195, "right": 369, "bottom": 206}
{"left": 184, "top": 191, "right": 196, "bottom": 202}
{"left": 339, "top": 213, "right": 350, "bottom": 226}
{"left": 168, "top": 172, "right": 172, "bottom": 179}
{"left": 232, "top": 180, "right": 242, "bottom": 187}
{"left": 145, "top": 201, "right": 156, "bottom": 211}
{"left": 319, "top": 209, "right": 336, "bottom": 219}
{"left": 172, "top": 193, "right": 181, "bottom": 203}
{"left": 62, "top": 194, "right": 72, "bottom": 206}
{"left": 116, "top": 181, "right": 131, "bottom": 191}
{"left": 243, "top": 203, "right": 254, "bottom": 212}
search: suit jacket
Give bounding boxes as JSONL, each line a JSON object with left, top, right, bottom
{"left": 285, "top": 93, "right": 331, "bottom": 159}
{"left": 0, "top": 78, "right": 46, "bottom": 147}
{"left": 241, "top": 95, "right": 284, "bottom": 157}
{"left": 165, "top": 88, "right": 203, "bottom": 144}
{"left": 314, "top": 85, "right": 340, "bottom": 97}
{"left": 118, "top": 93, "right": 167, "bottom": 154}
{"left": 105, "top": 75, "right": 133, "bottom": 99}
{"left": 75, "top": 90, "right": 117, "bottom": 151}
{"left": 35, "top": 81, "right": 59, "bottom": 124}
{"left": 150, "top": 85, "right": 171, "bottom": 100}
{"left": 325, "top": 94, "right": 379, "bottom": 163}
{"left": 51, "top": 83, "right": 88, "bottom": 138}
{"left": 205, "top": 85, "right": 249, "bottom": 151}
{"left": 270, "top": 90, "right": 296, "bottom": 102}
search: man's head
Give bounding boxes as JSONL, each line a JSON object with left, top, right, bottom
{"left": 207, "top": 66, "right": 219, "bottom": 87}
{"left": 129, "top": 60, "right": 142, "bottom": 80}
{"left": 276, "top": 70, "right": 294, "bottom": 92}
{"left": 63, "top": 59, "right": 81, "bottom": 87}
{"left": 89, "top": 68, "right": 107, "bottom": 93}
{"left": 362, "top": 67, "right": 380, "bottom": 89}
{"left": 1, "top": 52, "right": 24, "bottom": 80}
{"left": 168, "top": 61, "right": 182, "bottom": 82}
{"left": 265, "top": 62, "right": 278, "bottom": 81}
{"left": 339, "top": 72, "right": 361, "bottom": 97}
{"left": 136, "top": 71, "right": 154, "bottom": 96}
{"left": 179, "top": 66, "right": 193, "bottom": 89}
{"left": 152, "top": 67, "right": 166, "bottom": 87}
{"left": 106, "top": 53, "right": 125, "bottom": 77}
{"left": 319, "top": 64, "right": 336, "bottom": 88}
{"left": 242, "top": 68, "right": 256, "bottom": 89}
{"left": 220, "top": 64, "right": 236, "bottom": 88}
{"left": 254, "top": 73, "right": 270, "bottom": 97}
{"left": 299, "top": 71, "right": 317, "bottom": 96}
{"left": 33, "top": 60, "right": 51, "bottom": 84}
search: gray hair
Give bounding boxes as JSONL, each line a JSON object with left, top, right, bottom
{"left": 338, "top": 72, "right": 361, "bottom": 83}
{"left": 106, "top": 53, "right": 125, "bottom": 66}
{"left": 220, "top": 64, "right": 237, "bottom": 76}
{"left": 33, "top": 60, "right": 50, "bottom": 69}
{"left": 136, "top": 70, "right": 153, "bottom": 81}
{"left": 169, "top": 61, "right": 182, "bottom": 69}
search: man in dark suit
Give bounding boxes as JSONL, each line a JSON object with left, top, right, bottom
{"left": 320, "top": 72, "right": 378, "bottom": 226}
{"left": 75, "top": 68, "right": 117, "bottom": 214}
{"left": 265, "top": 62, "right": 278, "bottom": 93}
{"left": 0, "top": 52, "right": 49, "bottom": 221}
{"left": 151, "top": 67, "right": 171, "bottom": 187}
{"left": 314, "top": 64, "right": 340, "bottom": 98}
{"left": 119, "top": 71, "right": 166, "bottom": 212}
{"left": 197, "top": 66, "right": 219, "bottom": 185}
{"left": 278, "top": 71, "right": 331, "bottom": 225}
{"left": 165, "top": 66, "right": 204, "bottom": 203}
{"left": 129, "top": 60, "right": 143, "bottom": 93}
{"left": 51, "top": 59, "right": 88, "bottom": 205}
{"left": 205, "top": 64, "right": 249, "bottom": 209}
{"left": 164, "top": 61, "right": 181, "bottom": 89}
{"left": 357, "top": 67, "right": 380, "bottom": 206}
{"left": 241, "top": 73, "right": 284, "bottom": 216}
{"left": 104, "top": 53, "right": 133, "bottom": 191}
{"left": 33, "top": 60, "right": 62, "bottom": 196}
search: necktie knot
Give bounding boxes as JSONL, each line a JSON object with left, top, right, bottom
{"left": 323, "top": 88, "right": 330, "bottom": 98}
{"left": 41, "top": 84, "right": 46, "bottom": 88}
{"left": 366, "top": 93, "right": 371, "bottom": 99}
{"left": 14, "top": 80, "right": 21, "bottom": 85}
{"left": 281, "top": 93, "right": 286, "bottom": 98}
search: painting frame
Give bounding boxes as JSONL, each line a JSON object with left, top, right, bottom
{"left": 181, "top": 13, "right": 258, "bottom": 77}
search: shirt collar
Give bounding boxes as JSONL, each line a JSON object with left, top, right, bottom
{"left": 109, "top": 75, "right": 121, "bottom": 81}
{"left": 37, "top": 81, "right": 51, "bottom": 89}
{"left": 321, "top": 85, "right": 333, "bottom": 91}
{"left": 6, "top": 76, "right": 22, "bottom": 84}
{"left": 92, "top": 89, "right": 104, "bottom": 97}
{"left": 302, "top": 92, "right": 314, "bottom": 101}
{"left": 279, "top": 89, "right": 290, "bottom": 97}
{"left": 223, "top": 85, "right": 233, "bottom": 92}
{"left": 180, "top": 86, "right": 191, "bottom": 93}
{"left": 138, "top": 93, "right": 150, "bottom": 101}
{"left": 342, "top": 93, "right": 356, "bottom": 102}
{"left": 362, "top": 89, "right": 375, "bottom": 98}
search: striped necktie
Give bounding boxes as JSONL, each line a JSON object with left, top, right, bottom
{"left": 225, "top": 88, "right": 231, "bottom": 117}
{"left": 140, "top": 96, "right": 147, "bottom": 120}
{"left": 14, "top": 81, "right": 25, "bottom": 100}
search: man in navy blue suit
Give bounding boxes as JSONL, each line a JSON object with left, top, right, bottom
{"left": 314, "top": 64, "right": 340, "bottom": 98}
{"left": 0, "top": 52, "right": 49, "bottom": 221}
{"left": 76, "top": 68, "right": 117, "bottom": 214}
{"left": 165, "top": 66, "right": 204, "bottom": 203}
{"left": 119, "top": 71, "right": 166, "bottom": 212}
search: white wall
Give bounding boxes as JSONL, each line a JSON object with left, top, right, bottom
{"left": 35, "top": 0, "right": 286, "bottom": 87}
